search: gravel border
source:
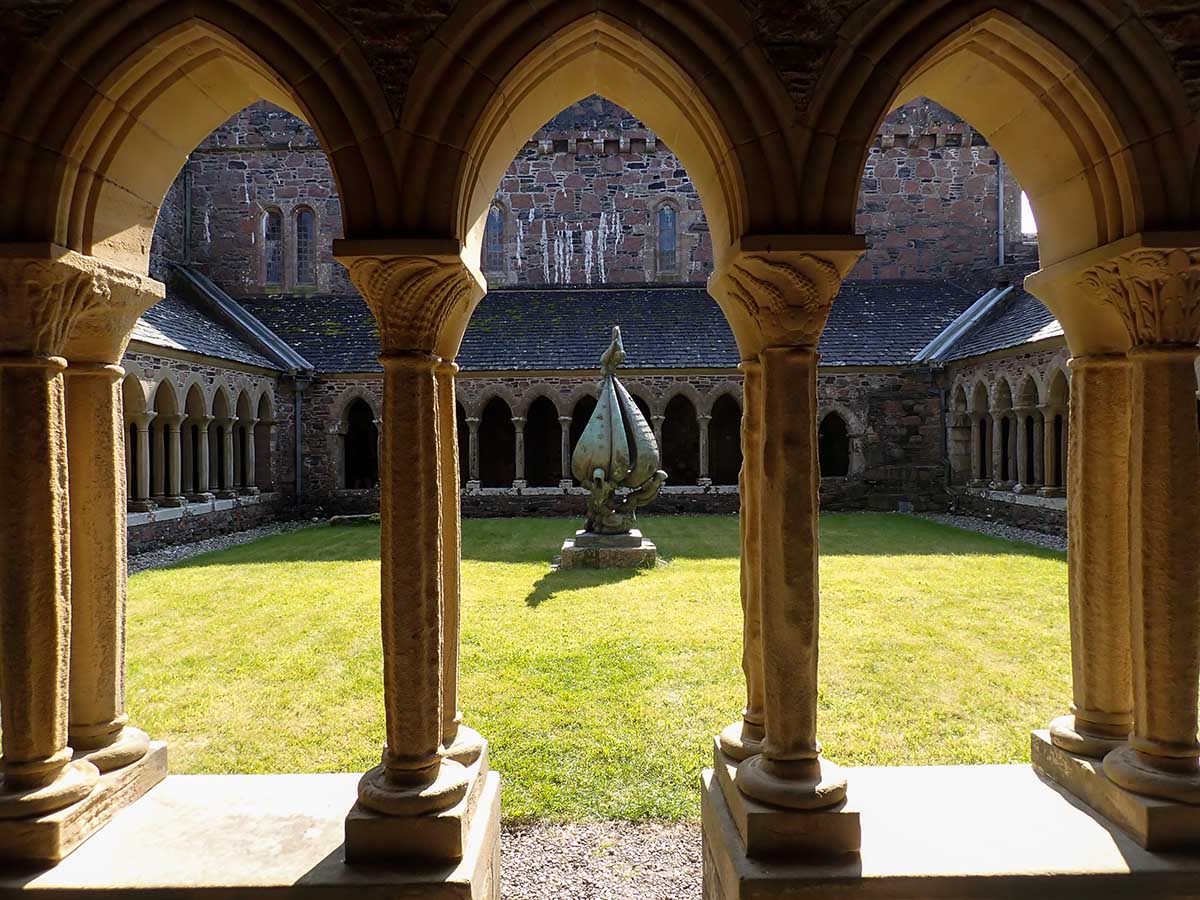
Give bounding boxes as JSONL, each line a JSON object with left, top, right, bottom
{"left": 501, "top": 823, "right": 700, "bottom": 900}
{"left": 917, "top": 512, "right": 1066, "bottom": 552}
{"left": 127, "top": 520, "right": 315, "bottom": 574}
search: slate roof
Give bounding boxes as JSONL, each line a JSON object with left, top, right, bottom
{"left": 943, "top": 289, "right": 1063, "bottom": 361}
{"left": 131, "top": 289, "right": 279, "bottom": 370}
{"left": 820, "top": 280, "right": 976, "bottom": 366}
{"left": 238, "top": 281, "right": 983, "bottom": 373}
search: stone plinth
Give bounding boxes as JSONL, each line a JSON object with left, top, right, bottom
{"left": 559, "top": 529, "right": 656, "bottom": 568}
{"left": 703, "top": 761, "right": 1200, "bottom": 900}
{"left": 1031, "top": 730, "right": 1200, "bottom": 851}
{"left": 710, "top": 739, "right": 860, "bottom": 857}
{"left": 0, "top": 742, "right": 167, "bottom": 865}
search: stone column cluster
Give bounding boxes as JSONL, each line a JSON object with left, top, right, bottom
{"left": 710, "top": 241, "right": 863, "bottom": 817}
{"left": 0, "top": 249, "right": 162, "bottom": 826}
{"left": 339, "top": 250, "right": 487, "bottom": 855}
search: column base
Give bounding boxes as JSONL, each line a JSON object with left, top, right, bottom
{"left": 735, "top": 752, "right": 848, "bottom": 811}
{"left": 156, "top": 495, "right": 187, "bottom": 508}
{"left": 1013, "top": 483, "right": 1039, "bottom": 495}
{"left": 238, "top": 487, "right": 261, "bottom": 496}
{"left": 1037, "top": 486, "right": 1065, "bottom": 498}
{"left": 1048, "top": 713, "right": 1127, "bottom": 759}
{"left": 511, "top": 480, "right": 527, "bottom": 490}
{"left": 71, "top": 726, "right": 151, "bottom": 774}
{"left": 1032, "top": 730, "right": 1200, "bottom": 850}
{"left": 718, "top": 720, "right": 764, "bottom": 762}
{"left": 1103, "top": 743, "right": 1200, "bottom": 805}
{"left": 214, "top": 490, "right": 239, "bottom": 500}
{"left": 0, "top": 741, "right": 166, "bottom": 865}
{"left": 0, "top": 760, "right": 98, "bottom": 821}
{"left": 346, "top": 750, "right": 493, "bottom": 864}
{"left": 709, "top": 739, "right": 859, "bottom": 857}
{"left": 186, "top": 492, "right": 215, "bottom": 503}
{"left": 444, "top": 725, "right": 487, "bottom": 768}
{"left": 127, "top": 500, "right": 157, "bottom": 513}
{"left": 558, "top": 479, "right": 574, "bottom": 490}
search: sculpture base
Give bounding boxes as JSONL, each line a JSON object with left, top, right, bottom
{"left": 0, "top": 742, "right": 167, "bottom": 865}
{"left": 1032, "top": 729, "right": 1200, "bottom": 850}
{"left": 560, "top": 530, "right": 656, "bottom": 568}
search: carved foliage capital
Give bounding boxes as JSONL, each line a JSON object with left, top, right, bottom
{"left": 0, "top": 251, "right": 163, "bottom": 360}
{"left": 1080, "top": 247, "right": 1200, "bottom": 347}
{"left": 345, "top": 255, "right": 481, "bottom": 352}
{"left": 722, "top": 252, "right": 849, "bottom": 347}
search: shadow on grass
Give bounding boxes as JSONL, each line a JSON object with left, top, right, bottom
{"left": 524, "top": 567, "right": 641, "bottom": 608}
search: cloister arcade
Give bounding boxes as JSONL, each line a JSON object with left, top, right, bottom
{"left": 950, "top": 363, "right": 1071, "bottom": 495}
{"left": 120, "top": 367, "right": 277, "bottom": 509}
{"left": 2, "top": 1, "right": 1200, "bottom": 897}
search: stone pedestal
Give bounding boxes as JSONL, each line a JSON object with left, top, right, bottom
{"left": 1032, "top": 731, "right": 1200, "bottom": 850}
{"left": 0, "top": 743, "right": 166, "bottom": 865}
{"left": 559, "top": 529, "right": 657, "bottom": 568}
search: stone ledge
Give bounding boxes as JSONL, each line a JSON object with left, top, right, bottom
{"left": 128, "top": 492, "right": 280, "bottom": 527}
{"left": 703, "top": 762, "right": 1200, "bottom": 899}
{"left": 961, "top": 487, "right": 1066, "bottom": 510}
{"left": 1, "top": 772, "right": 500, "bottom": 898}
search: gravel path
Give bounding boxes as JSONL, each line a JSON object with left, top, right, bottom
{"left": 127, "top": 520, "right": 314, "bottom": 574}
{"left": 502, "top": 823, "right": 700, "bottom": 900}
{"left": 917, "top": 512, "right": 1066, "bottom": 552}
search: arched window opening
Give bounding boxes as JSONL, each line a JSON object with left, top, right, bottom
{"left": 484, "top": 205, "right": 504, "bottom": 273}
{"left": 709, "top": 394, "right": 742, "bottom": 485}
{"left": 215, "top": 424, "right": 227, "bottom": 490}
{"left": 127, "top": 422, "right": 140, "bottom": 501}
{"left": 343, "top": 399, "right": 379, "bottom": 489}
{"left": 479, "top": 397, "right": 516, "bottom": 488}
{"left": 1020, "top": 191, "right": 1038, "bottom": 236}
{"left": 254, "top": 393, "right": 273, "bottom": 490}
{"left": 295, "top": 208, "right": 315, "bottom": 285}
{"left": 238, "top": 426, "right": 249, "bottom": 487}
{"left": 189, "top": 424, "right": 201, "bottom": 494}
{"left": 569, "top": 395, "right": 597, "bottom": 486}
{"left": 183, "top": 384, "right": 208, "bottom": 497}
{"left": 818, "top": 412, "right": 850, "bottom": 477}
{"left": 1024, "top": 415, "right": 1037, "bottom": 485}
{"left": 661, "top": 394, "right": 699, "bottom": 485}
{"left": 524, "top": 396, "right": 561, "bottom": 487}
{"left": 457, "top": 402, "right": 470, "bottom": 486}
{"left": 656, "top": 204, "right": 677, "bottom": 274}
{"left": 264, "top": 209, "right": 283, "bottom": 285}
{"left": 999, "top": 416, "right": 1012, "bottom": 482}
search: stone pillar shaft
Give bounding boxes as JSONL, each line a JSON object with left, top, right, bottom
{"left": 436, "top": 362, "right": 462, "bottom": 746}
{"left": 1050, "top": 357, "right": 1133, "bottom": 756}
{"left": 467, "top": 418, "right": 480, "bottom": 484}
{"left": 1015, "top": 410, "right": 1030, "bottom": 485}
{"left": 165, "top": 418, "right": 183, "bottom": 497}
{"left": 151, "top": 421, "right": 166, "bottom": 497}
{"left": 512, "top": 416, "right": 526, "bottom": 484}
{"left": 991, "top": 414, "right": 1003, "bottom": 482}
{"left": 698, "top": 414, "right": 711, "bottom": 480}
{"left": 558, "top": 416, "right": 572, "bottom": 484}
{"left": 0, "top": 357, "right": 77, "bottom": 791}
{"left": 1041, "top": 410, "right": 1061, "bottom": 488}
{"left": 1032, "top": 412, "right": 1045, "bottom": 484}
{"left": 133, "top": 415, "right": 154, "bottom": 500}
{"left": 195, "top": 419, "right": 212, "bottom": 494}
{"left": 221, "top": 420, "right": 235, "bottom": 492}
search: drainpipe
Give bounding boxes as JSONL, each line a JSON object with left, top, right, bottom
{"left": 183, "top": 165, "right": 192, "bottom": 266}
{"left": 996, "top": 156, "right": 1005, "bottom": 267}
{"left": 294, "top": 375, "right": 310, "bottom": 505}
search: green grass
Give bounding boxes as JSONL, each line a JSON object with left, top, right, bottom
{"left": 126, "top": 513, "right": 1070, "bottom": 821}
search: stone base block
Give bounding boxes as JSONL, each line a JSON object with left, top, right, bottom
{"left": 560, "top": 529, "right": 657, "bottom": 568}
{"left": 155, "top": 495, "right": 187, "bottom": 508}
{"left": 0, "top": 741, "right": 167, "bottom": 866}
{"left": 1037, "top": 486, "right": 1065, "bottom": 497}
{"left": 127, "top": 500, "right": 157, "bottom": 513}
{"left": 214, "top": 490, "right": 239, "bottom": 500}
{"left": 710, "top": 739, "right": 860, "bottom": 857}
{"left": 346, "top": 754, "right": 490, "bottom": 863}
{"left": 1031, "top": 729, "right": 1200, "bottom": 850}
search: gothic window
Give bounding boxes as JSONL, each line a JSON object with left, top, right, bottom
{"left": 709, "top": 394, "right": 742, "bottom": 486}
{"left": 295, "top": 208, "right": 315, "bottom": 285}
{"left": 524, "top": 396, "right": 562, "bottom": 487}
{"left": 344, "top": 399, "right": 378, "bottom": 489}
{"left": 264, "top": 209, "right": 283, "bottom": 285}
{"left": 484, "top": 206, "right": 504, "bottom": 273}
{"left": 479, "top": 396, "right": 516, "bottom": 487}
{"left": 656, "top": 204, "right": 677, "bottom": 274}
{"left": 662, "top": 394, "right": 699, "bottom": 485}
{"left": 818, "top": 412, "right": 850, "bottom": 477}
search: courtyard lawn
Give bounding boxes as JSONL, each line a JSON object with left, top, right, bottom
{"left": 125, "top": 513, "right": 1070, "bottom": 821}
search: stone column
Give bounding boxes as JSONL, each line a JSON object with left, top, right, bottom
{"left": 374, "top": 417, "right": 384, "bottom": 475}
{"left": 263, "top": 421, "right": 277, "bottom": 490}
{"left": 1043, "top": 356, "right": 1133, "bottom": 756}
{"left": 466, "top": 417, "right": 481, "bottom": 489}
{"left": 990, "top": 412, "right": 1003, "bottom": 485}
{"left": 436, "top": 361, "right": 484, "bottom": 765}
{"left": 651, "top": 414, "right": 665, "bottom": 447}
{"left": 240, "top": 418, "right": 260, "bottom": 495}
{"left": 129, "top": 412, "right": 157, "bottom": 511}
{"left": 558, "top": 415, "right": 573, "bottom": 489}
{"left": 337, "top": 251, "right": 484, "bottom": 853}
{"left": 1008, "top": 415, "right": 1019, "bottom": 485}
{"left": 969, "top": 416, "right": 983, "bottom": 482}
{"left": 0, "top": 253, "right": 150, "bottom": 820}
{"left": 1032, "top": 410, "right": 1045, "bottom": 485}
{"left": 1015, "top": 407, "right": 1031, "bottom": 488}
{"left": 512, "top": 415, "right": 526, "bottom": 489}
{"left": 216, "top": 417, "right": 237, "bottom": 499}
{"left": 158, "top": 414, "right": 186, "bottom": 506}
{"left": 151, "top": 419, "right": 166, "bottom": 499}
{"left": 188, "top": 416, "right": 214, "bottom": 500}
{"left": 698, "top": 413, "right": 712, "bottom": 486}
{"left": 1075, "top": 248, "right": 1200, "bottom": 802}
{"left": 712, "top": 245, "right": 862, "bottom": 812}
{"left": 719, "top": 359, "right": 764, "bottom": 760}
{"left": 1039, "top": 406, "right": 1065, "bottom": 495}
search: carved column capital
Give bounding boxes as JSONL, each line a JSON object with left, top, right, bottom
{"left": 340, "top": 254, "right": 483, "bottom": 353}
{"left": 0, "top": 248, "right": 164, "bottom": 361}
{"left": 1080, "top": 247, "right": 1200, "bottom": 348}
{"left": 712, "top": 242, "right": 862, "bottom": 351}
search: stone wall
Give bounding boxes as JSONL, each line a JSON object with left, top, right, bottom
{"left": 127, "top": 493, "right": 291, "bottom": 554}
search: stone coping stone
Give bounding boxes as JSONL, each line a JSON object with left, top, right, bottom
{"left": 573, "top": 529, "right": 645, "bottom": 549}
{"left": 703, "top": 762, "right": 1200, "bottom": 899}
{"left": 1, "top": 772, "right": 500, "bottom": 898}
